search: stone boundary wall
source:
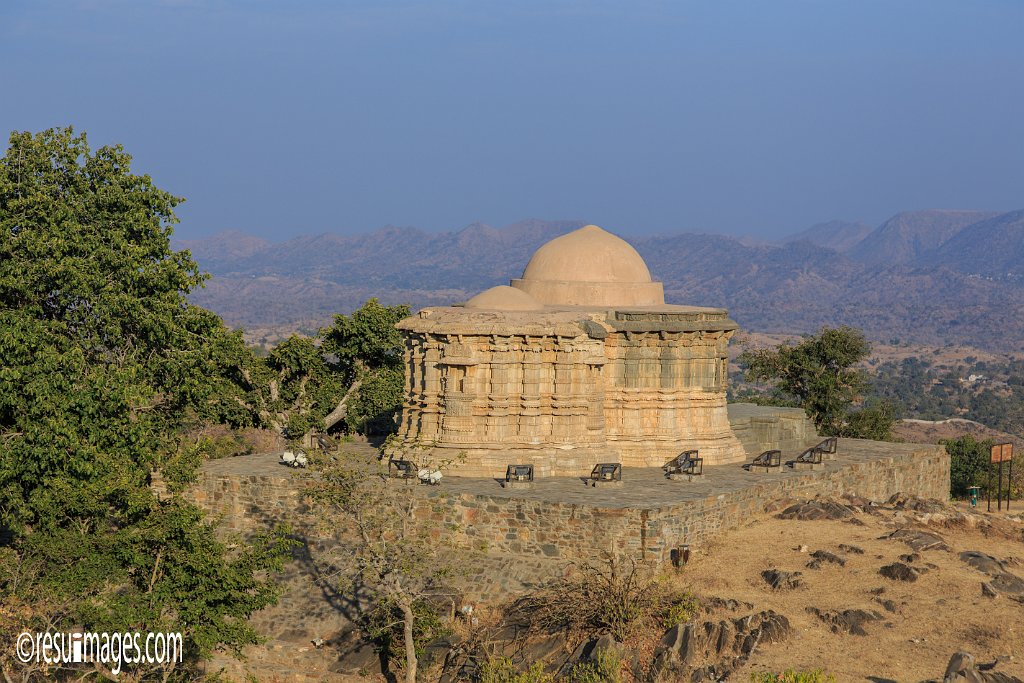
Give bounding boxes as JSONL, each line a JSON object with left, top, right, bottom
{"left": 428, "top": 444, "right": 949, "bottom": 565}
{"left": 188, "top": 442, "right": 948, "bottom": 578}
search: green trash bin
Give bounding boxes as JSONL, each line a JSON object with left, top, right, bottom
{"left": 968, "top": 486, "right": 980, "bottom": 508}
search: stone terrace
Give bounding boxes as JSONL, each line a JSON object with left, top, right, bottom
{"left": 201, "top": 438, "right": 947, "bottom": 511}
{"left": 195, "top": 437, "right": 948, "bottom": 576}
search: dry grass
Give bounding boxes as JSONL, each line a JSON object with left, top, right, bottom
{"left": 674, "top": 506, "right": 1024, "bottom": 681}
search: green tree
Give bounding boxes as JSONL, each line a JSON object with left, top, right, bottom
{"left": 0, "top": 128, "right": 292, "bottom": 681}
{"left": 739, "top": 326, "right": 894, "bottom": 439}
{"left": 320, "top": 298, "right": 410, "bottom": 434}
{"left": 842, "top": 400, "right": 896, "bottom": 441}
{"left": 944, "top": 434, "right": 996, "bottom": 498}
{"left": 230, "top": 299, "right": 411, "bottom": 442}
{"left": 236, "top": 333, "right": 346, "bottom": 438}
{"left": 307, "top": 439, "right": 462, "bottom": 683}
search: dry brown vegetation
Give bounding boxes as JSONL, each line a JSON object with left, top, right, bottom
{"left": 681, "top": 501, "right": 1024, "bottom": 681}
{"left": 213, "top": 496, "right": 1024, "bottom": 682}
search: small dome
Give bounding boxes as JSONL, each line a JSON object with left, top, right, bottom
{"left": 510, "top": 225, "right": 664, "bottom": 307}
{"left": 521, "top": 225, "right": 653, "bottom": 283}
{"left": 464, "top": 285, "right": 543, "bottom": 311}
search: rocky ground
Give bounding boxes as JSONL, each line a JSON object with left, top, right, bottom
{"left": 682, "top": 495, "right": 1023, "bottom": 681}
{"left": 211, "top": 494, "right": 1024, "bottom": 682}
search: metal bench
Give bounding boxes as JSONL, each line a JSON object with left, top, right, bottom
{"left": 589, "top": 462, "right": 622, "bottom": 487}
{"left": 314, "top": 433, "right": 336, "bottom": 454}
{"left": 663, "top": 450, "right": 703, "bottom": 480}
{"left": 388, "top": 457, "right": 418, "bottom": 479}
{"left": 504, "top": 464, "right": 535, "bottom": 489}
{"left": 790, "top": 445, "right": 824, "bottom": 471}
{"left": 747, "top": 449, "right": 782, "bottom": 473}
{"left": 815, "top": 437, "right": 838, "bottom": 460}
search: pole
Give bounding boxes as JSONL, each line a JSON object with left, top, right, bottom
{"left": 997, "top": 459, "right": 1004, "bottom": 511}
{"left": 987, "top": 462, "right": 992, "bottom": 512}
{"left": 1008, "top": 456, "right": 1013, "bottom": 512}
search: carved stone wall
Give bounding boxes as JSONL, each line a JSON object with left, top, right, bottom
{"left": 602, "top": 326, "right": 744, "bottom": 467}
{"left": 394, "top": 306, "right": 746, "bottom": 477}
{"left": 396, "top": 330, "right": 610, "bottom": 477}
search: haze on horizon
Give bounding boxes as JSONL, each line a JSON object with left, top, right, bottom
{"left": 2, "top": 0, "right": 1022, "bottom": 241}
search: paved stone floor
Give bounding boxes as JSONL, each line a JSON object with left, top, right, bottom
{"left": 201, "top": 438, "right": 939, "bottom": 510}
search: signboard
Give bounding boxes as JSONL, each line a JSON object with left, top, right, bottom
{"left": 990, "top": 443, "right": 1013, "bottom": 464}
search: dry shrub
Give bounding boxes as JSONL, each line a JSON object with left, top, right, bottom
{"left": 510, "top": 555, "right": 698, "bottom": 642}
{"left": 238, "top": 426, "right": 286, "bottom": 453}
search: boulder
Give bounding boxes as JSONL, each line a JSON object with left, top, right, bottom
{"left": 583, "top": 633, "right": 620, "bottom": 661}
{"left": 960, "top": 550, "right": 1010, "bottom": 575}
{"left": 887, "top": 493, "right": 948, "bottom": 513}
{"left": 807, "top": 550, "right": 846, "bottom": 568}
{"left": 880, "top": 562, "right": 927, "bottom": 582}
{"left": 329, "top": 639, "right": 381, "bottom": 675}
{"left": 702, "top": 596, "right": 754, "bottom": 612}
{"left": 872, "top": 597, "right": 898, "bottom": 613}
{"left": 989, "top": 573, "right": 1024, "bottom": 603}
{"left": 419, "top": 637, "right": 459, "bottom": 670}
{"left": 807, "top": 607, "right": 883, "bottom": 636}
{"left": 651, "top": 622, "right": 698, "bottom": 678}
{"left": 959, "top": 551, "right": 1024, "bottom": 602}
{"left": 732, "top": 610, "right": 791, "bottom": 649}
{"left": 558, "top": 632, "right": 623, "bottom": 677}
{"left": 778, "top": 499, "right": 857, "bottom": 521}
{"left": 842, "top": 494, "right": 876, "bottom": 510}
{"left": 942, "top": 650, "right": 1024, "bottom": 683}
{"left": 761, "top": 568, "right": 804, "bottom": 590}
{"left": 881, "top": 528, "right": 949, "bottom": 552}
{"left": 651, "top": 610, "right": 790, "bottom": 679}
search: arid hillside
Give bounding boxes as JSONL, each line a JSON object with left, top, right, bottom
{"left": 215, "top": 494, "right": 1024, "bottom": 682}
{"left": 177, "top": 209, "right": 1024, "bottom": 352}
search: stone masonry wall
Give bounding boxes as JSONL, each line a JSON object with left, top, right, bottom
{"left": 187, "top": 440, "right": 948, "bottom": 603}
{"left": 426, "top": 443, "right": 949, "bottom": 566}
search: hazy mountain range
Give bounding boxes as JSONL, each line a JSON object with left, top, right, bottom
{"left": 176, "top": 209, "right": 1024, "bottom": 352}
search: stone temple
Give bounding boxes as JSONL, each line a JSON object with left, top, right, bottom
{"left": 393, "top": 225, "right": 748, "bottom": 477}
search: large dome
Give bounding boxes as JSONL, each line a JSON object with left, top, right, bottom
{"left": 521, "top": 225, "right": 654, "bottom": 283}
{"left": 510, "top": 225, "right": 664, "bottom": 307}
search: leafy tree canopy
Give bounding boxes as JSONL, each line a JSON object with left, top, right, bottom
{"left": 320, "top": 298, "right": 410, "bottom": 434}
{"left": 943, "top": 434, "right": 998, "bottom": 499}
{"left": 229, "top": 299, "right": 410, "bottom": 440}
{"left": 739, "top": 326, "right": 895, "bottom": 439}
{"left": 322, "top": 297, "right": 410, "bottom": 379}
{"left": 0, "top": 128, "right": 291, "bottom": 680}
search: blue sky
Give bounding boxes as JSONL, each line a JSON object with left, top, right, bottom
{"left": 2, "top": 0, "right": 1022, "bottom": 240}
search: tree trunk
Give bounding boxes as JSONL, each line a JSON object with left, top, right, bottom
{"left": 323, "top": 378, "right": 362, "bottom": 431}
{"left": 402, "top": 601, "right": 417, "bottom": 683}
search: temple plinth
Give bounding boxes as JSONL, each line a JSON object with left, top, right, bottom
{"left": 393, "top": 225, "right": 747, "bottom": 477}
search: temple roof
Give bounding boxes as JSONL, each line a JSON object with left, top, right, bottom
{"left": 510, "top": 224, "right": 665, "bottom": 307}
{"left": 520, "top": 224, "right": 653, "bottom": 284}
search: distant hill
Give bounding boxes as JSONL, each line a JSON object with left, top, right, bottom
{"left": 177, "top": 229, "right": 270, "bottom": 270}
{"left": 923, "top": 209, "right": 1024, "bottom": 283}
{"left": 176, "top": 210, "right": 1024, "bottom": 353}
{"left": 782, "top": 220, "right": 874, "bottom": 252}
{"left": 847, "top": 209, "right": 997, "bottom": 266}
